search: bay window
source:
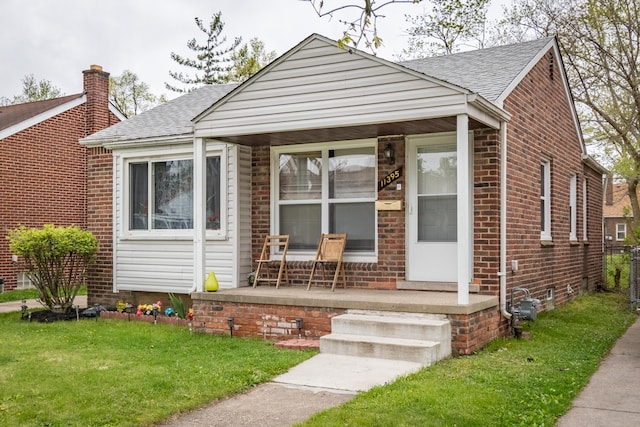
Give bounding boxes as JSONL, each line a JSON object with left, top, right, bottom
{"left": 128, "top": 155, "right": 221, "bottom": 231}
{"left": 275, "top": 141, "right": 376, "bottom": 252}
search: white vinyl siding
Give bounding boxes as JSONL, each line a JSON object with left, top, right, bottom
{"left": 195, "top": 39, "right": 469, "bottom": 138}
{"left": 113, "top": 141, "right": 241, "bottom": 292}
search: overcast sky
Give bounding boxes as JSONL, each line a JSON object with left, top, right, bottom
{"left": 0, "top": 0, "right": 505, "bottom": 102}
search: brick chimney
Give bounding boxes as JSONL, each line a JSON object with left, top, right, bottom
{"left": 83, "top": 64, "right": 110, "bottom": 135}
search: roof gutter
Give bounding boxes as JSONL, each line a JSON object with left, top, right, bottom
{"left": 582, "top": 153, "right": 609, "bottom": 175}
{"left": 467, "top": 93, "right": 511, "bottom": 123}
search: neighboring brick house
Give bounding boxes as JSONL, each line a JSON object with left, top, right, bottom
{"left": 604, "top": 181, "right": 636, "bottom": 243}
{"left": 80, "top": 35, "right": 605, "bottom": 354}
{"left": 0, "top": 65, "right": 123, "bottom": 292}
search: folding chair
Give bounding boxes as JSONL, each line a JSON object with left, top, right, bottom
{"left": 307, "top": 233, "right": 347, "bottom": 291}
{"left": 253, "top": 235, "right": 289, "bottom": 288}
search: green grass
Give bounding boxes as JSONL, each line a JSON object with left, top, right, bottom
{"left": 300, "top": 292, "right": 637, "bottom": 427}
{"left": 0, "top": 314, "right": 315, "bottom": 426}
{"left": 0, "top": 286, "right": 87, "bottom": 303}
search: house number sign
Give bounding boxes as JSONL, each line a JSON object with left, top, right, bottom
{"left": 378, "top": 167, "right": 403, "bottom": 191}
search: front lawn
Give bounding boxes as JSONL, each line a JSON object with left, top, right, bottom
{"left": 301, "top": 292, "right": 637, "bottom": 427}
{"left": 0, "top": 313, "right": 315, "bottom": 426}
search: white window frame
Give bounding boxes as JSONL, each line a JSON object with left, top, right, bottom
{"left": 616, "top": 223, "right": 627, "bottom": 241}
{"left": 582, "top": 177, "right": 588, "bottom": 241}
{"left": 569, "top": 174, "right": 577, "bottom": 241}
{"left": 541, "top": 159, "right": 552, "bottom": 241}
{"left": 271, "top": 138, "right": 378, "bottom": 263}
{"left": 121, "top": 145, "right": 227, "bottom": 240}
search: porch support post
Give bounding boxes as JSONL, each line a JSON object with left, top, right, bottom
{"left": 193, "top": 137, "right": 206, "bottom": 292}
{"left": 457, "top": 114, "right": 470, "bottom": 305}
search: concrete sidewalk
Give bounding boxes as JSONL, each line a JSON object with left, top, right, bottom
{"left": 0, "top": 296, "right": 88, "bottom": 313}
{"left": 556, "top": 315, "right": 640, "bottom": 426}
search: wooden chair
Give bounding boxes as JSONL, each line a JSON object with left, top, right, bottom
{"left": 253, "top": 235, "right": 289, "bottom": 289}
{"left": 307, "top": 233, "right": 347, "bottom": 291}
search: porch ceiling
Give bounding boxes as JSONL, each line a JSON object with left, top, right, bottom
{"left": 210, "top": 117, "right": 488, "bottom": 146}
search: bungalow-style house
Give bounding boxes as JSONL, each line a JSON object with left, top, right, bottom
{"left": 80, "top": 35, "right": 605, "bottom": 355}
{"left": 604, "top": 181, "right": 635, "bottom": 243}
{"left": 0, "top": 65, "right": 123, "bottom": 292}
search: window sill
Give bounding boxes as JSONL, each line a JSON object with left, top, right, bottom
{"left": 569, "top": 240, "right": 580, "bottom": 247}
{"left": 540, "top": 240, "right": 555, "bottom": 247}
{"left": 119, "top": 231, "right": 227, "bottom": 241}
{"left": 583, "top": 240, "right": 590, "bottom": 246}
{"left": 277, "top": 253, "right": 378, "bottom": 264}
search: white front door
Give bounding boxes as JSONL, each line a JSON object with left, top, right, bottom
{"left": 406, "top": 133, "right": 458, "bottom": 282}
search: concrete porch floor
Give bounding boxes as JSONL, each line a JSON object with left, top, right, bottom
{"left": 192, "top": 286, "right": 498, "bottom": 315}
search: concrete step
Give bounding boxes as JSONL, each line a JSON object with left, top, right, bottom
{"left": 396, "top": 281, "right": 480, "bottom": 293}
{"left": 329, "top": 310, "right": 451, "bottom": 360}
{"left": 320, "top": 333, "right": 440, "bottom": 365}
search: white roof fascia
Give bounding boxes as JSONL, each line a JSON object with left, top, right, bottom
{"left": 466, "top": 94, "right": 511, "bottom": 129}
{"left": 103, "top": 134, "right": 194, "bottom": 150}
{"left": 0, "top": 95, "right": 86, "bottom": 140}
{"left": 109, "top": 102, "right": 128, "bottom": 121}
{"left": 582, "top": 154, "right": 608, "bottom": 175}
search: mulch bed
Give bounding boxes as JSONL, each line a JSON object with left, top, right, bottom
{"left": 23, "top": 307, "right": 100, "bottom": 323}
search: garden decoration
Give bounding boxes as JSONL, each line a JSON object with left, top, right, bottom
{"left": 205, "top": 271, "right": 219, "bottom": 291}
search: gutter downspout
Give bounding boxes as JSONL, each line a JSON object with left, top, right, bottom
{"left": 499, "top": 121, "right": 512, "bottom": 319}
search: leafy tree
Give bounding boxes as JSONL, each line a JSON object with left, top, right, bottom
{"left": 306, "top": 0, "right": 422, "bottom": 53}
{"left": 166, "top": 12, "right": 241, "bottom": 93}
{"left": 224, "top": 38, "right": 277, "bottom": 83}
{"left": 7, "top": 225, "right": 98, "bottom": 313}
{"left": 402, "top": 0, "right": 491, "bottom": 58}
{"left": 0, "top": 74, "right": 64, "bottom": 106}
{"left": 491, "top": 0, "right": 575, "bottom": 45}
{"left": 109, "top": 70, "right": 159, "bottom": 117}
{"left": 563, "top": 0, "right": 640, "bottom": 242}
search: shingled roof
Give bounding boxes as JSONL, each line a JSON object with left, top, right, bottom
{"left": 81, "top": 36, "right": 555, "bottom": 146}
{"left": 0, "top": 93, "right": 84, "bottom": 132}
{"left": 399, "top": 37, "right": 555, "bottom": 103}
{"left": 81, "top": 84, "right": 237, "bottom": 146}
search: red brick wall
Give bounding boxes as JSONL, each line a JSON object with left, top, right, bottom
{"left": 502, "top": 49, "right": 603, "bottom": 309}
{"left": 85, "top": 146, "right": 130, "bottom": 306}
{"left": 449, "top": 306, "right": 506, "bottom": 355}
{"left": 1, "top": 106, "right": 87, "bottom": 290}
{"left": 0, "top": 66, "right": 118, "bottom": 291}
{"left": 250, "top": 136, "right": 407, "bottom": 289}
{"left": 473, "top": 128, "right": 501, "bottom": 295}
{"left": 193, "top": 299, "right": 343, "bottom": 339}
